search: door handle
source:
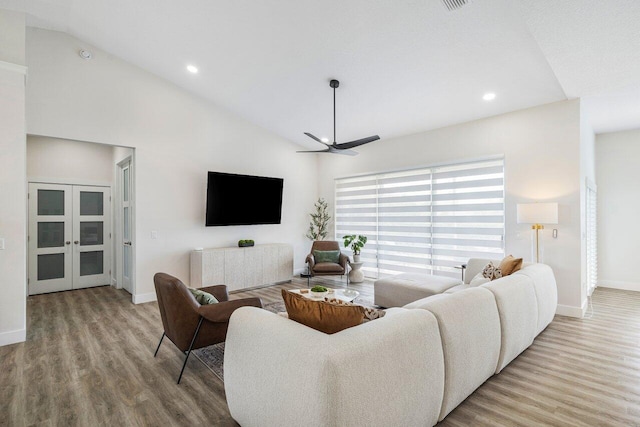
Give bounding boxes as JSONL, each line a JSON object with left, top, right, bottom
{"left": 124, "top": 241, "right": 132, "bottom": 246}
{"left": 74, "top": 241, "right": 79, "bottom": 244}
{"left": 66, "top": 241, "right": 71, "bottom": 245}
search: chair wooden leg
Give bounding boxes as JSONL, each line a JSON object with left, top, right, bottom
{"left": 154, "top": 332, "right": 165, "bottom": 357}
{"left": 177, "top": 317, "right": 203, "bottom": 384}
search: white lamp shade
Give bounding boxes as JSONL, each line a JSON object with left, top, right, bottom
{"left": 517, "top": 203, "right": 558, "bottom": 225}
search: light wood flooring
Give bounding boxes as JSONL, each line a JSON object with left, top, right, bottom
{"left": 1, "top": 279, "right": 640, "bottom": 426}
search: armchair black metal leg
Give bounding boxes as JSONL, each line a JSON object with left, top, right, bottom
{"left": 177, "top": 317, "right": 203, "bottom": 384}
{"left": 154, "top": 332, "right": 165, "bottom": 357}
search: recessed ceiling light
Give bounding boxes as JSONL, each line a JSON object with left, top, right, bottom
{"left": 320, "top": 137, "right": 329, "bottom": 143}
{"left": 79, "top": 49, "right": 93, "bottom": 60}
{"left": 186, "top": 65, "right": 198, "bottom": 74}
{"left": 483, "top": 93, "right": 496, "bottom": 101}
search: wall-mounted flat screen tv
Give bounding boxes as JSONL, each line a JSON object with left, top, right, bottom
{"left": 206, "top": 171, "right": 284, "bottom": 226}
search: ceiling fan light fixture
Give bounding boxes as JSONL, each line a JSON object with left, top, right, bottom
{"left": 299, "top": 79, "right": 380, "bottom": 155}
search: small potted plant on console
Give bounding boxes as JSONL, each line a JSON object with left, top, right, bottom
{"left": 238, "top": 239, "right": 255, "bottom": 247}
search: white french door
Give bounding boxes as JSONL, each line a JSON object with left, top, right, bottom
{"left": 29, "top": 183, "right": 111, "bottom": 295}
{"left": 119, "top": 160, "right": 133, "bottom": 294}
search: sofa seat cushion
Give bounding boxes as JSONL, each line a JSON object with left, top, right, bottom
{"left": 374, "top": 274, "right": 462, "bottom": 308}
{"left": 313, "top": 262, "right": 344, "bottom": 273}
{"left": 412, "top": 287, "right": 501, "bottom": 421}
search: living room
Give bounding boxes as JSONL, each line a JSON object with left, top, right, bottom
{"left": 1, "top": 1, "right": 640, "bottom": 425}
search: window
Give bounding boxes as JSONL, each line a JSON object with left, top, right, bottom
{"left": 335, "top": 158, "right": 505, "bottom": 279}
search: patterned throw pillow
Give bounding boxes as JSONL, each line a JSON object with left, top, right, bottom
{"left": 188, "top": 288, "right": 219, "bottom": 305}
{"left": 481, "top": 262, "right": 503, "bottom": 281}
{"left": 325, "top": 297, "right": 386, "bottom": 322}
{"left": 313, "top": 250, "right": 341, "bottom": 263}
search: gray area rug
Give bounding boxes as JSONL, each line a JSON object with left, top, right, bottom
{"left": 192, "top": 301, "right": 284, "bottom": 382}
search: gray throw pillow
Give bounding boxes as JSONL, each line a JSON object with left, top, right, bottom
{"left": 188, "top": 288, "right": 219, "bottom": 305}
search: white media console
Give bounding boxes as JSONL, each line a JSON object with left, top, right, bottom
{"left": 190, "top": 243, "right": 293, "bottom": 291}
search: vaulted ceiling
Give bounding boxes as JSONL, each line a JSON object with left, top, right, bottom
{"left": 3, "top": 0, "right": 640, "bottom": 146}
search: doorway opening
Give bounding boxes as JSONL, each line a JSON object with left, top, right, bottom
{"left": 26, "top": 135, "right": 135, "bottom": 298}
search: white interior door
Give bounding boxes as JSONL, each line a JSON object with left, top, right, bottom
{"left": 72, "top": 186, "right": 111, "bottom": 289}
{"left": 28, "top": 183, "right": 112, "bottom": 295}
{"left": 28, "top": 183, "right": 73, "bottom": 295}
{"left": 120, "top": 161, "right": 133, "bottom": 294}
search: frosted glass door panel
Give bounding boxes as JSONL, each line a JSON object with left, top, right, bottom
{"left": 80, "top": 191, "right": 104, "bottom": 215}
{"left": 38, "top": 254, "right": 65, "bottom": 281}
{"left": 38, "top": 190, "right": 64, "bottom": 215}
{"left": 80, "top": 251, "right": 104, "bottom": 276}
{"left": 38, "top": 222, "right": 65, "bottom": 248}
{"left": 124, "top": 207, "right": 130, "bottom": 240}
{"left": 80, "top": 222, "right": 104, "bottom": 245}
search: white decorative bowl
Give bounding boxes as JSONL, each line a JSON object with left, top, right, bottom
{"left": 310, "top": 290, "right": 328, "bottom": 299}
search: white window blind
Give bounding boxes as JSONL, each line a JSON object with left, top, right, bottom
{"left": 586, "top": 183, "right": 598, "bottom": 295}
{"left": 335, "top": 158, "right": 505, "bottom": 279}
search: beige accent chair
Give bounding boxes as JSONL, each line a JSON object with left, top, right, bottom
{"left": 305, "top": 241, "right": 350, "bottom": 284}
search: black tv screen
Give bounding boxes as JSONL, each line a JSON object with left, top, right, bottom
{"left": 206, "top": 172, "right": 284, "bottom": 226}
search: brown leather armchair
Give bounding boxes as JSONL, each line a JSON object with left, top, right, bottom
{"left": 305, "top": 241, "right": 350, "bottom": 285}
{"left": 153, "top": 272, "right": 263, "bottom": 383}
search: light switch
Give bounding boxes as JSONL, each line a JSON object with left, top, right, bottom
{"left": 552, "top": 229, "right": 558, "bottom": 238}
{"left": 0, "top": 238, "right": 4, "bottom": 250}
{"left": 151, "top": 231, "right": 158, "bottom": 239}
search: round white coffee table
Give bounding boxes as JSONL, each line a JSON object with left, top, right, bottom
{"left": 349, "top": 262, "right": 364, "bottom": 283}
{"left": 290, "top": 288, "right": 359, "bottom": 303}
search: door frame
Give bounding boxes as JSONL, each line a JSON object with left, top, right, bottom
{"left": 116, "top": 155, "right": 136, "bottom": 297}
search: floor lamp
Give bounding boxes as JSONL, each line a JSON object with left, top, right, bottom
{"left": 516, "top": 203, "right": 558, "bottom": 263}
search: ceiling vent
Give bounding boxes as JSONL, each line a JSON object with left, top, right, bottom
{"left": 441, "top": 0, "right": 469, "bottom": 11}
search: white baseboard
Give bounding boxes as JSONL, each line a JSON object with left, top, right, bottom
{"left": 598, "top": 280, "right": 640, "bottom": 292}
{"left": 556, "top": 301, "right": 587, "bottom": 318}
{"left": 133, "top": 292, "right": 156, "bottom": 304}
{"left": 0, "top": 328, "right": 26, "bottom": 347}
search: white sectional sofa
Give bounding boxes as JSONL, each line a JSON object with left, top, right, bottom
{"left": 224, "top": 260, "right": 557, "bottom": 427}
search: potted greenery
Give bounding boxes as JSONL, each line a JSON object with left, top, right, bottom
{"left": 238, "top": 239, "right": 255, "bottom": 247}
{"left": 342, "top": 235, "right": 367, "bottom": 263}
{"left": 310, "top": 285, "right": 329, "bottom": 299}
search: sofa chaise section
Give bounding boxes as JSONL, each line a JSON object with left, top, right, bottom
{"left": 224, "top": 307, "right": 445, "bottom": 427}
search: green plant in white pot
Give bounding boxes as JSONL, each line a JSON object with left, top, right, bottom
{"left": 343, "top": 235, "right": 367, "bottom": 263}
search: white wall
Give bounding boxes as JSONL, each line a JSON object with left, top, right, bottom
{"left": 596, "top": 129, "right": 640, "bottom": 291}
{"left": 25, "top": 28, "right": 318, "bottom": 302}
{"left": 0, "top": 9, "right": 27, "bottom": 345}
{"left": 27, "top": 135, "right": 115, "bottom": 184}
{"left": 318, "top": 99, "right": 585, "bottom": 316}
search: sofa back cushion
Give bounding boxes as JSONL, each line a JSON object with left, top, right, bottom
{"left": 413, "top": 287, "right": 501, "bottom": 421}
{"left": 514, "top": 263, "right": 558, "bottom": 334}
{"left": 481, "top": 274, "right": 538, "bottom": 373}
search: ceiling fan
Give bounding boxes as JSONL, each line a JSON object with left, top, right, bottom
{"left": 297, "top": 79, "right": 380, "bottom": 156}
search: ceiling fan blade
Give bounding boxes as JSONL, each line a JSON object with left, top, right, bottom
{"left": 296, "top": 148, "right": 331, "bottom": 153}
{"left": 334, "top": 135, "right": 380, "bottom": 150}
{"left": 329, "top": 147, "right": 358, "bottom": 156}
{"left": 304, "top": 132, "right": 329, "bottom": 146}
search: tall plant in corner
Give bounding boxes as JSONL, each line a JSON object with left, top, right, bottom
{"left": 306, "top": 198, "right": 331, "bottom": 241}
